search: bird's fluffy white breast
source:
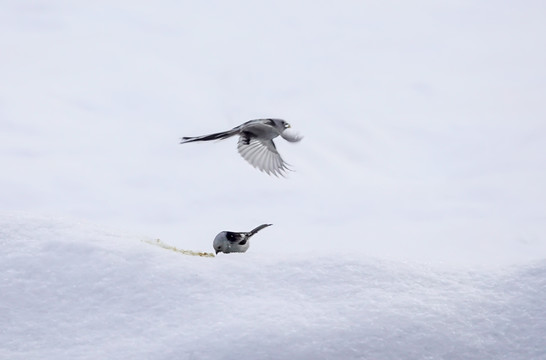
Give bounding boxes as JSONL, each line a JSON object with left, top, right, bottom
{"left": 281, "top": 129, "right": 303, "bottom": 142}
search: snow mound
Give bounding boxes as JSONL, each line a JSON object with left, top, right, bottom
{"left": 1, "top": 214, "right": 544, "bottom": 360}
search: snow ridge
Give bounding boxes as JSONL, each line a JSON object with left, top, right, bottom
{"left": 1, "top": 215, "right": 544, "bottom": 360}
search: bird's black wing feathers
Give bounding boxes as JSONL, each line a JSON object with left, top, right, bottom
{"left": 225, "top": 231, "right": 245, "bottom": 243}
{"left": 239, "top": 131, "right": 252, "bottom": 145}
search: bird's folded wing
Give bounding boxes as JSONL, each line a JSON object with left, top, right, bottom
{"left": 240, "top": 121, "right": 270, "bottom": 132}
{"left": 237, "top": 137, "right": 289, "bottom": 176}
{"left": 225, "top": 231, "right": 245, "bottom": 243}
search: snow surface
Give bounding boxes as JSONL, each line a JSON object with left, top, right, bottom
{"left": 1, "top": 0, "right": 546, "bottom": 358}
{"left": 1, "top": 214, "right": 545, "bottom": 360}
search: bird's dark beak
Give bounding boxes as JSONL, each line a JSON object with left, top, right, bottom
{"left": 215, "top": 249, "right": 220, "bottom": 254}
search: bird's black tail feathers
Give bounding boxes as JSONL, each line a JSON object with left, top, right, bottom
{"left": 180, "top": 130, "right": 235, "bottom": 144}
{"left": 247, "top": 224, "right": 272, "bottom": 238}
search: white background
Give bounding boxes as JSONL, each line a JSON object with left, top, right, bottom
{"left": 2, "top": 0, "right": 545, "bottom": 265}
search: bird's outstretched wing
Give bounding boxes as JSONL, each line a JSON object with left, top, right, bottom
{"left": 237, "top": 136, "right": 290, "bottom": 177}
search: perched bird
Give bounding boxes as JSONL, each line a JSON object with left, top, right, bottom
{"left": 213, "top": 224, "right": 272, "bottom": 254}
{"left": 180, "top": 119, "right": 302, "bottom": 176}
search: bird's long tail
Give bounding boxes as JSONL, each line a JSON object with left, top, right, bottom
{"left": 247, "top": 224, "right": 272, "bottom": 238}
{"left": 180, "top": 129, "right": 238, "bottom": 144}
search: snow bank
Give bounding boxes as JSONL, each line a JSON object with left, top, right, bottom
{"left": 1, "top": 214, "right": 544, "bottom": 360}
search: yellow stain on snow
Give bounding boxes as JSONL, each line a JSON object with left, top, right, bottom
{"left": 142, "top": 238, "right": 215, "bottom": 258}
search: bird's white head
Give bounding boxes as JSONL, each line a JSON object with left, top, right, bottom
{"left": 265, "top": 118, "right": 290, "bottom": 131}
{"left": 213, "top": 231, "right": 229, "bottom": 254}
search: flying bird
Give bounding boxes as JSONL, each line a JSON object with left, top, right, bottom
{"left": 213, "top": 224, "right": 272, "bottom": 254}
{"left": 180, "top": 119, "right": 302, "bottom": 176}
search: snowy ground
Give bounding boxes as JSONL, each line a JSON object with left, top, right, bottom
{"left": 1, "top": 214, "right": 545, "bottom": 360}
{"left": 1, "top": 0, "right": 546, "bottom": 358}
